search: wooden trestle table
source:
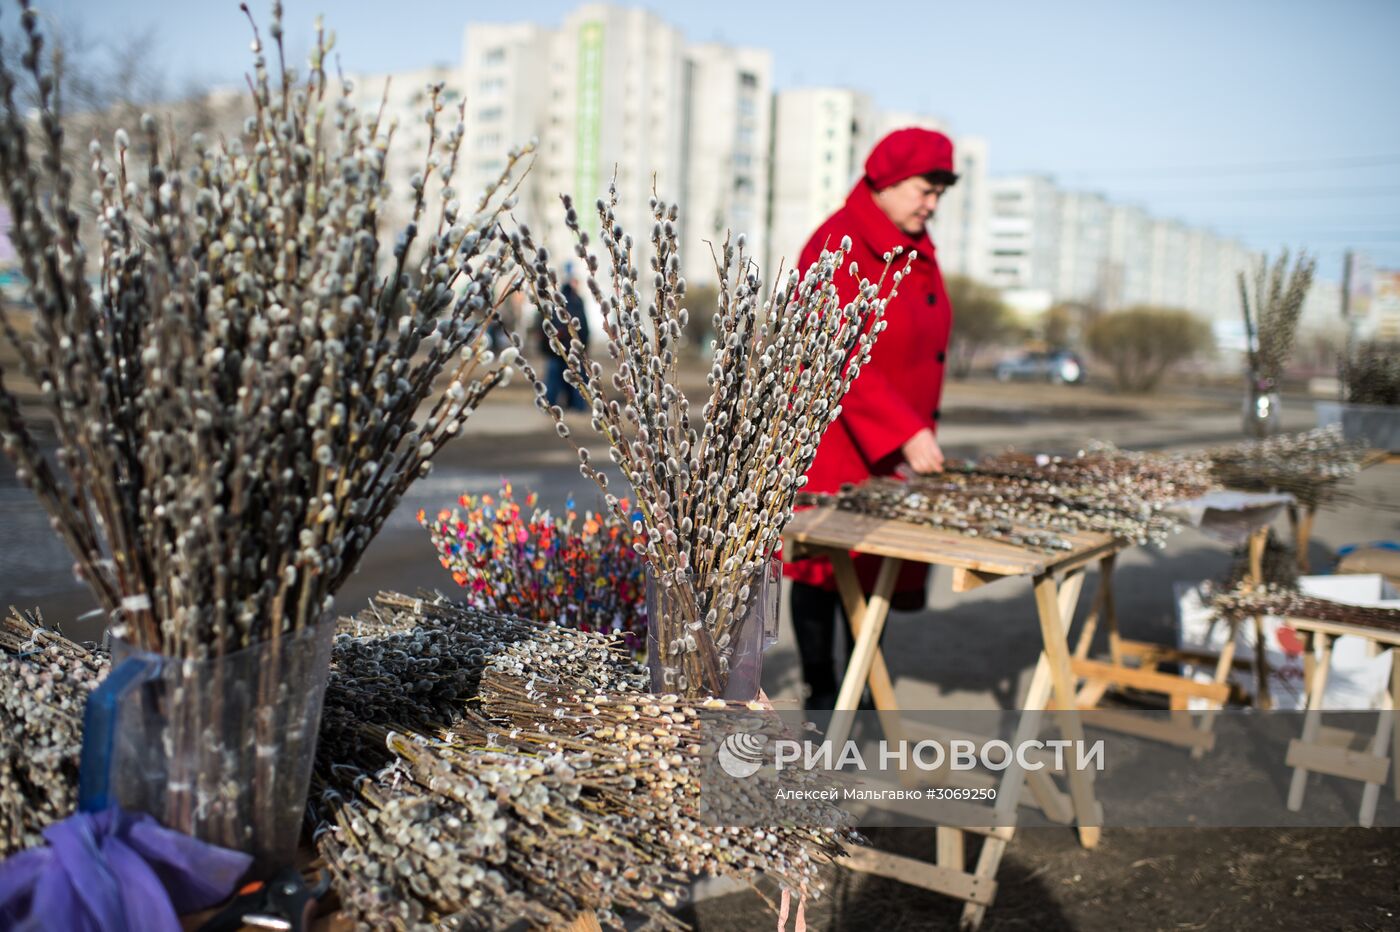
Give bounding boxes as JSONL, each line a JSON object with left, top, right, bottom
{"left": 782, "top": 506, "right": 1130, "bottom": 930}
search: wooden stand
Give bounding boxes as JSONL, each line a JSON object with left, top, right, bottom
{"left": 1285, "top": 616, "right": 1400, "bottom": 828}
{"left": 783, "top": 508, "right": 1123, "bottom": 930}
{"left": 1064, "top": 524, "right": 1274, "bottom": 756}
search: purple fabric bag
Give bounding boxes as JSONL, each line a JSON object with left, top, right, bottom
{"left": 0, "top": 808, "right": 252, "bottom": 932}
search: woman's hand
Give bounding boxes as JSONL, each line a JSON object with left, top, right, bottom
{"left": 900, "top": 427, "right": 944, "bottom": 474}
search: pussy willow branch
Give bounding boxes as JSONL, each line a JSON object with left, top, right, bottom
{"left": 504, "top": 185, "right": 908, "bottom": 695}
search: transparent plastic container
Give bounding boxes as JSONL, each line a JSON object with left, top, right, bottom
{"left": 646, "top": 556, "right": 779, "bottom": 701}
{"left": 80, "top": 617, "right": 336, "bottom": 877}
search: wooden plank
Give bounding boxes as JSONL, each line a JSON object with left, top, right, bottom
{"left": 1286, "top": 740, "right": 1390, "bottom": 785}
{"left": 1070, "top": 658, "right": 1231, "bottom": 703}
{"left": 1087, "top": 708, "right": 1216, "bottom": 752}
{"left": 784, "top": 507, "right": 1080, "bottom": 576}
{"left": 1360, "top": 693, "right": 1394, "bottom": 828}
{"left": 1295, "top": 505, "right": 1316, "bottom": 574}
{"left": 1032, "top": 572, "right": 1101, "bottom": 850}
{"left": 1024, "top": 769, "right": 1075, "bottom": 824}
{"left": 1285, "top": 616, "right": 1400, "bottom": 649}
{"left": 1074, "top": 678, "right": 1111, "bottom": 709}
{"left": 1393, "top": 650, "right": 1399, "bottom": 803}
{"left": 829, "top": 557, "right": 901, "bottom": 748}
{"left": 937, "top": 827, "right": 965, "bottom": 873}
{"left": 828, "top": 551, "right": 907, "bottom": 751}
{"left": 1116, "top": 640, "right": 1255, "bottom": 672}
{"left": 952, "top": 567, "right": 1007, "bottom": 592}
{"left": 1072, "top": 557, "right": 1113, "bottom": 661}
{"left": 1289, "top": 631, "right": 1335, "bottom": 811}
{"left": 1045, "top": 540, "right": 1125, "bottom": 580}
{"left": 840, "top": 846, "right": 998, "bottom": 907}
{"left": 961, "top": 838, "right": 1006, "bottom": 931}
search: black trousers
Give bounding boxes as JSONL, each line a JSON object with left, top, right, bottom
{"left": 789, "top": 582, "right": 855, "bottom": 710}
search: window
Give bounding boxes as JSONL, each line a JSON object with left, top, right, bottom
{"left": 484, "top": 47, "right": 506, "bottom": 65}
{"left": 478, "top": 77, "right": 504, "bottom": 94}
{"left": 739, "top": 71, "right": 758, "bottom": 89}
{"left": 477, "top": 106, "right": 504, "bottom": 122}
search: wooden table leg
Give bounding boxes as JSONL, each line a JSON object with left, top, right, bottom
{"left": 963, "top": 568, "right": 1093, "bottom": 928}
{"left": 828, "top": 556, "right": 901, "bottom": 749}
{"left": 1071, "top": 554, "right": 1114, "bottom": 663}
{"left": 828, "top": 549, "right": 906, "bottom": 747}
{"left": 1288, "top": 633, "right": 1335, "bottom": 812}
{"left": 1295, "top": 504, "right": 1316, "bottom": 574}
{"left": 1031, "top": 570, "right": 1101, "bottom": 849}
{"left": 1360, "top": 682, "right": 1394, "bottom": 827}
{"left": 1247, "top": 524, "right": 1268, "bottom": 587}
{"left": 1393, "top": 648, "right": 1400, "bottom": 803}
{"left": 1192, "top": 618, "right": 1240, "bottom": 760}
{"left": 1245, "top": 525, "right": 1273, "bottom": 709}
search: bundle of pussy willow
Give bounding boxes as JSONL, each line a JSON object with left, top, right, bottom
{"left": 1210, "top": 584, "right": 1400, "bottom": 637}
{"left": 0, "top": 596, "right": 854, "bottom": 929}
{"left": 1208, "top": 427, "right": 1377, "bottom": 509}
{"left": 801, "top": 444, "right": 1215, "bottom": 553}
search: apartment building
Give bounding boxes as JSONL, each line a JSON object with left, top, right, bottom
{"left": 766, "top": 88, "right": 876, "bottom": 276}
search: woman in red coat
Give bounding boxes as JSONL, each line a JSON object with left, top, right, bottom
{"left": 784, "top": 127, "right": 957, "bottom": 709}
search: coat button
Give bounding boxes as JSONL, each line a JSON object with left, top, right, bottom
{"left": 936, "top": 351, "right": 946, "bottom": 363}
{"left": 932, "top": 408, "right": 941, "bottom": 421}
{"left": 926, "top": 293, "right": 937, "bottom": 305}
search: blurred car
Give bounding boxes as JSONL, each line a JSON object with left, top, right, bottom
{"left": 994, "top": 349, "right": 1085, "bottom": 385}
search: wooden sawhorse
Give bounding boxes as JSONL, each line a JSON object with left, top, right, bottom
{"left": 783, "top": 507, "right": 1126, "bottom": 929}
{"left": 1064, "top": 524, "right": 1275, "bottom": 756}
{"left": 1286, "top": 614, "right": 1399, "bottom": 827}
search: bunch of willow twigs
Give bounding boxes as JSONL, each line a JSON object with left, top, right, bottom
{"left": 1, "top": 596, "right": 855, "bottom": 929}
{"left": 1208, "top": 427, "right": 1376, "bottom": 508}
{"left": 507, "top": 187, "right": 907, "bottom": 697}
{"left": 0, "top": 1, "right": 528, "bottom": 659}
{"left": 316, "top": 593, "right": 850, "bottom": 930}
{"left": 1211, "top": 584, "right": 1400, "bottom": 637}
{"left": 0, "top": 608, "right": 104, "bottom": 856}
{"left": 1341, "top": 340, "right": 1400, "bottom": 407}
{"left": 804, "top": 444, "right": 1215, "bottom": 553}
{"left": 1239, "top": 251, "right": 1316, "bottom": 390}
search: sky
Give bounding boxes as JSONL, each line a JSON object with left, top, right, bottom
{"left": 29, "top": 0, "right": 1400, "bottom": 275}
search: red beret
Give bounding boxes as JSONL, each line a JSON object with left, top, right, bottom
{"left": 864, "top": 128, "right": 957, "bottom": 190}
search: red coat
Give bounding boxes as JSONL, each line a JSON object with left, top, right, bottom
{"left": 783, "top": 181, "right": 953, "bottom": 595}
